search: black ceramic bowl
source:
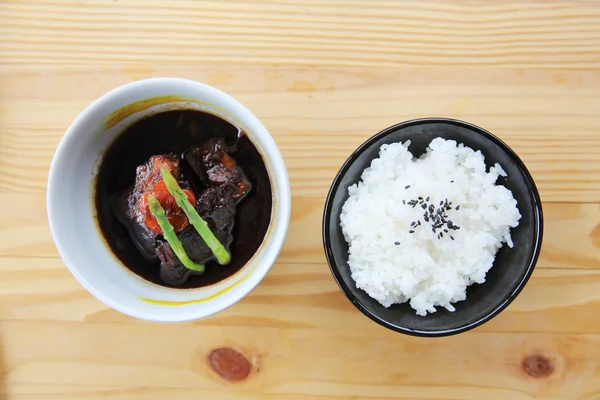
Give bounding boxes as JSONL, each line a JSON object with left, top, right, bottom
{"left": 323, "top": 118, "right": 543, "bottom": 337}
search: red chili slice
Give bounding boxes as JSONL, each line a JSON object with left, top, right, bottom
{"left": 138, "top": 180, "right": 196, "bottom": 234}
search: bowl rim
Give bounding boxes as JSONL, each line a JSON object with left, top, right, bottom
{"left": 322, "top": 117, "right": 544, "bottom": 337}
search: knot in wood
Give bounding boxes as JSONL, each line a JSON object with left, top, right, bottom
{"left": 208, "top": 347, "right": 252, "bottom": 382}
{"left": 522, "top": 354, "right": 554, "bottom": 378}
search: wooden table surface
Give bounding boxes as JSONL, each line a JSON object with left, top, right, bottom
{"left": 1, "top": 1, "right": 600, "bottom": 399}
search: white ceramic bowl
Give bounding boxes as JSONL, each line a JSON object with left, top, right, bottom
{"left": 47, "top": 78, "right": 291, "bottom": 322}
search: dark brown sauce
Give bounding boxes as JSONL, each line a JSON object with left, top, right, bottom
{"left": 95, "top": 109, "right": 272, "bottom": 289}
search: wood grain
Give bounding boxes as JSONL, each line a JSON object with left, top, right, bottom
{"left": 1, "top": 320, "right": 600, "bottom": 400}
{"left": 2, "top": 0, "right": 600, "bottom": 68}
{"left": 3, "top": 257, "right": 600, "bottom": 336}
{"left": 1, "top": 0, "right": 600, "bottom": 399}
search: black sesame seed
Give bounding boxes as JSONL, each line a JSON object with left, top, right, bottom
{"left": 409, "top": 230, "right": 414, "bottom": 234}
{"left": 440, "top": 201, "right": 443, "bottom": 206}
{"left": 440, "top": 232, "right": 444, "bottom": 238}
{"left": 417, "top": 221, "right": 421, "bottom": 226}
{"left": 405, "top": 185, "right": 411, "bottom": 189}
{"left": 426, "top": 196, "right": 430, "bottom": 201}
{"left": 411, "top": 221, "right": 416, "bottom": 227}
{"left": 421, "top": 204, "right": 427, "bottom": 209}
{"left": 424, "top": 216, "right": 429, "bottom": 222}
{"left": 444, "top": 229, "right": 448, "bottom": 233}
{"left": 450, "top": 236, "right": 455, "bottom": 240}
{"left": 419, "top": 200, "right": 424, "bottom": 204}
{"left": 455, "top": 205, "right": 460, "bottom": 210}
{"left": 451, "top": 180, "right": 454, "bottom": 183}
{"left": 418, "top": 197, "right": 423, "bottom": 200}
{"left": 394, "top": 241, "right": 400, "bottom": 245}
{"left": 449, "top": 202, "right": 453, "bottom": 206}
{"left": 402, "top": 200, "right": 406, "bottom": 205}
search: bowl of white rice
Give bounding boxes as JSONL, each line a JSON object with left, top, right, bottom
{"left": 323, "top": 118, "right": 543, "bottom": 336}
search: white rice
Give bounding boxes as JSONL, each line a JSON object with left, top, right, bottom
{"left": 340, "top": 138, "right": 521, "bottom": 316}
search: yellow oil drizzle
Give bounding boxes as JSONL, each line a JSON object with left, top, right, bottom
{"left": 104, "top": 95, "right": 197, "bottom": 129}
{"left": 140, "top": 272, "right": 251, "bottom": 306}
